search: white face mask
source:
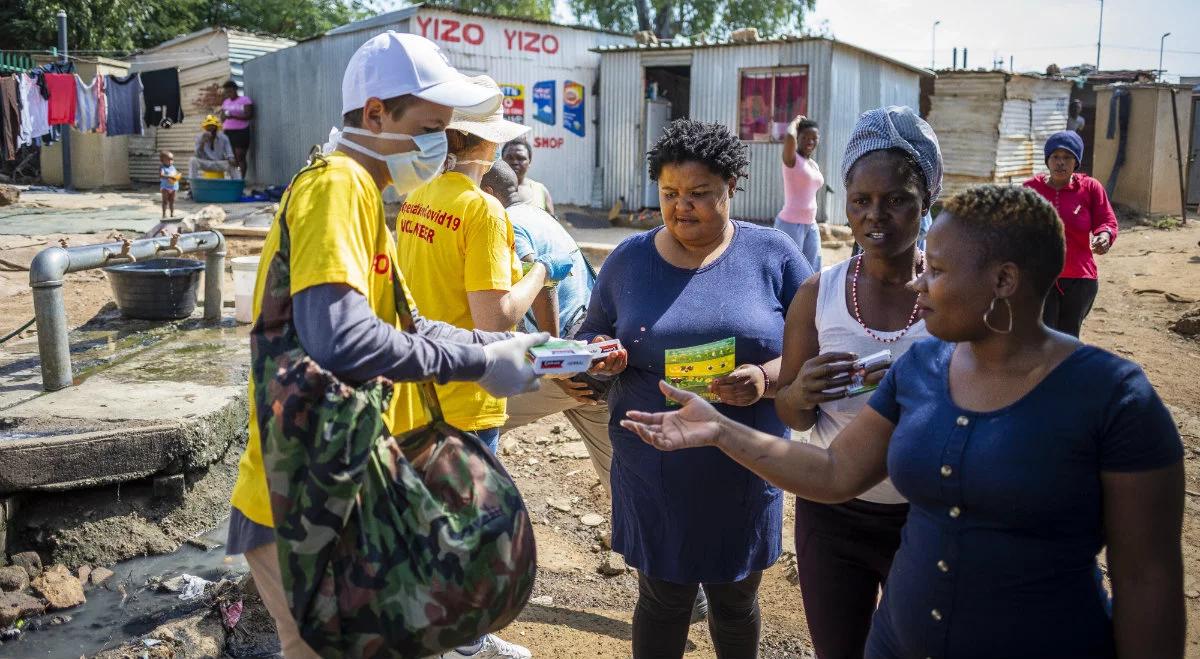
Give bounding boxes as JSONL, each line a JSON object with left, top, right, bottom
{"left": 325, "top": 126, "right": 448, "bottom": 194}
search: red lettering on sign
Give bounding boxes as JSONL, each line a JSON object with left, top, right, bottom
{"left": 415, "top": 15, "right": 432, "bottom": 37}
{"left": 542, "top": 34, "right": 559, "bottom": 54}
{"left": 534, "top": 136, "right": 565, "bottom": 149}
{"left": 441, "top": 18, "right": 461, "bottom": 42}
{"left": 504, "top": 28, "right": 518, "bottom": 50}
{"left": 522, "top": 32, "right": 540, "bottom": 53}
{"left": 373, "top": 254, "right": 390, "bottom": 275}
{"left": 463, "top": 23, "right": 484, "bottom": 45}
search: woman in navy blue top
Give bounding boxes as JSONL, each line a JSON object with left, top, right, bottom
{"left": 577, "top": 119, "right": 812, "bottom": 658}
{"left": 622, "top": 184, "right": 1185, "bottom": 658}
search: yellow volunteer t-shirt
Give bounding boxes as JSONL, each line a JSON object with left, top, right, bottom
{"left": 395, "top": 171, "right": 521, "bottom": 431}
{"left": 230, "top": 152, "right": 428, "bottom": 528}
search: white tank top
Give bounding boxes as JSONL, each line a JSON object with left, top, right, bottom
{"left": 810, "top": 257, "right": 930, "bottom": 504}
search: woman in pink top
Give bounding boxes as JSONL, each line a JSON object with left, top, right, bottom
{"left": 219, "top": 80, "right": 253, "bottom": 179}
{"left": 1023, "top": 130, "right": 1118, "bottom": 337}
{"left": 777, "top": 116, "right": 825, "bottom": 271}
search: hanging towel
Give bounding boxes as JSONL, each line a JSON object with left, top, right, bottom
{"left": 94, "top": 74, "right": 107, "bottom": 134}
{"left": 139, "top": 68, "right": 183, "bottom": 128}
{"left": 22, "top": 73, "right": 51, "bottom": 143}
{"left": 44, "top": 73, "right": 77, "bottom": 126}
{"left": 16, "top": 74, "right": 34, "bottom": 148}
{"left": 105, "top": 73, "right": 144, "bottom": 136}
{"left": 1, "top": 76, "right": 21, "bottom": 161}
{"left": 74, "top": 74, "right": 100, "bottom": 132}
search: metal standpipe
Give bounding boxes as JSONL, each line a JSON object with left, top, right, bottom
{"left": 28, "top": 231, "right": 227, "bottom": 392}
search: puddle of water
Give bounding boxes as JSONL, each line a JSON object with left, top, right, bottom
{"left": 3, "top": 518, "right": 248, "bottom": 657}
{"left": 0, "top": 431, "right": 57, "bottom": 442}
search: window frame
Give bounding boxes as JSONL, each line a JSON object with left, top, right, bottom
{"left": 736, "top": 65, "right": 810, "bottom": 144}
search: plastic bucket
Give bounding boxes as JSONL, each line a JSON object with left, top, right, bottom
{"left": 104, "top": 258, "right": 205, "bottom": 320}
{"left": 201, "top": 170, "right": 224, "bottom": 179}
{"left": 231, "top": 256, "right": 261, "bottom": 324}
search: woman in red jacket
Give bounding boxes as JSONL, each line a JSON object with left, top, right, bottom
{"left": 1024, "top": 130, "right": 1118, "bottom": 337}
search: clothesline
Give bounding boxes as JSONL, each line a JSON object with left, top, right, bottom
{"left": 1, "top": 66, "right": 185, "bottom": 160}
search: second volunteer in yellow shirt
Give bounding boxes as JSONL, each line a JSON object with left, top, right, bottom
{"left": 395, "top": 75, "right": 575, "bottom": 449}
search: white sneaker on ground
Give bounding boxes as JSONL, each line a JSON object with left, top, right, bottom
{"left": 440, "top": 634, "right": 532, "bottom": 659}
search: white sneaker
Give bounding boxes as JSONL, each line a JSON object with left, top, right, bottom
{"left": 440, "top": 634, "right": 532, "bottom": 659}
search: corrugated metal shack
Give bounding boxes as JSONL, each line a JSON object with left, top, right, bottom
{"left": 244, "top": 5, "right": 634, "bottom": 205}
{"left": 126, "top": 28, "right": 295, "bottom": 183}
{"left": 926, "top": 71, "right": 1072, "bottom": 198}
{"left": 594, "top": 37, "right": 930, "bottom": 224}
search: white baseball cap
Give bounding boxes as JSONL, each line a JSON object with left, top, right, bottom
{"left": 341, "top": 31, "right": 502, "bottom": 116}
{"left": 447, "top": 76, "right": 532, "bottom": 144}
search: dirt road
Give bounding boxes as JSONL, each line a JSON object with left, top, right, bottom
{"left": 1, "top": 217, "right": 1198, "bottom": 657}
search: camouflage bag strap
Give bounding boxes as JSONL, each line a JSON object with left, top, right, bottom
{"left": 389, "top": 270, "right": 448, "bottom": 424}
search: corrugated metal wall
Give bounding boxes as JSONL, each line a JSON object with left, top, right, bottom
{"left": 246, "top": 19, "right": 410, "bottom": 189}
{"left": 128, "top": 29, "right": 293, "bottom": 183}
{"left": 826, "top": 45, "right": 922, "bottom": 224}
{"left": 246, "top": 9, "right": 633, "bottom": 202}
{"left": 929, "top": 72, "right": 1070, "bottom": 197}
{"left": 690, "top": 41, "right": 832, "bottom": 223}
{"left": 596, "top": 41, "right": 923, "bottom": 224}
{"left": 597, "top": 51, "right": 644, "bottom": 212}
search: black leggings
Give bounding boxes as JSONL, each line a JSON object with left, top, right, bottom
{"left": 1043, "top": 277, "right": 1099, "bottom": 338}
{"left": 632, "top": 570, "right": 763, "bottom": 658}
{"left": 794, "top": 497, "right": 908, "bottom": 659}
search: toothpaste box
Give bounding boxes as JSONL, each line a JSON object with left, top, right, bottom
{"left": 528, "top": 339, "right": 596, "bottom": 375}
{"left": 527, "top": 338, "right": 625, "bottom": 375}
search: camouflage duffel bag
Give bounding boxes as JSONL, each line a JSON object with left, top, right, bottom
{"left": 251, "top": 165, "right": 536, "bottom": 658}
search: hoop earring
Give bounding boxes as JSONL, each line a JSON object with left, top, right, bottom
{"left": 983, "top": 296, "right": 1014, "bottom": 334}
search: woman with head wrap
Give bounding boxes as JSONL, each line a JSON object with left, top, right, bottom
{"left": 1023, "top": 130, "right": 1118, "bottom": 337}
{"left": 773, "top": 106, "right": 938, "bottom": 658}
{"left": 189, "top": 114, "right": 237, "bottom": 179}
{"left": 623, "top": 184, "right": 1184, "bottom": 659}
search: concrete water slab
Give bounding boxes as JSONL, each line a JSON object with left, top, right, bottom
{"left": 0, "top": 309, "right": 249, "bottom": 495}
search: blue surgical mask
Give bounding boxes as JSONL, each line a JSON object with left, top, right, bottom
{"left": 331, "top": 126, "right": 448, "bottom": 194}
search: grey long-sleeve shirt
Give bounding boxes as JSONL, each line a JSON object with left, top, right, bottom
{"left": 293, "top": 283, "right": 507, "bottom": 384}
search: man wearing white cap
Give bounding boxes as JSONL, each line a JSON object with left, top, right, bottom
{"left": 226, "top": 32, "right": 547, "bottom": 659}
{"left": 395, "top": 75, "right": 574, "bottom": 456}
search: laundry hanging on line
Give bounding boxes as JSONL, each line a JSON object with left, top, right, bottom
{"left": 0, "top": 76, "right": 21, "bottom": 161}
{"left": 139, "top": 68, "right": 183, "bottom": 128}
{"left": 44, "top": 73, "right": 77, "bottom": 126}
{"left": 105, "top": 73, "right": 144, "bottom": 137}
{"left": 74, "top": 73, "right": 105, "bottom": 133}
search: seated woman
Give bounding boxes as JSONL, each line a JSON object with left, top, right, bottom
{"left": 189, "top": 114, "right": 237, "bottom": 179}
{"left": 622, "top": 185, "right": 1185, "bottom": 659}
{"left": 576, "top": 119, "right": 814, "bottom": 658}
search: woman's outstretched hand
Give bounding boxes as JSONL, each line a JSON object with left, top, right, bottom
{"left": 621, "top": 380, "right": 725, "bottom": 451}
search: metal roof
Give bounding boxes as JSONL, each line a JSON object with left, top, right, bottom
{"left": 593, "top": 35, "right": 932, "bottom": 77}
{"left": 136, "top": 26, "right": 293, "bottom": 54}
{"left": 322, "top": 3, "right": 629, "bottom": 38}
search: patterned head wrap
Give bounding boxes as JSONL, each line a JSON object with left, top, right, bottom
{"left": 841, "top": 106, "right": 943, "bottom": 203}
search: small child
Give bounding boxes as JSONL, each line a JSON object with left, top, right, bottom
{"left": 159, "top": 150, "right": 180, "bottom": 218}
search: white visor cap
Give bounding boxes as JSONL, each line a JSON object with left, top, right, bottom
{"left": 341, "top": 31, "right": 502, "bottom": 116}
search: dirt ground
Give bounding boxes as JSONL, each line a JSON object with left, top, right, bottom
{"left": 1, "top": 214, "right": 1199, "bottom": 657}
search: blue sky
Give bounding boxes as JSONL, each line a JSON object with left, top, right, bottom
{"left": 805, "top": 0, "right": 1199, "bottom": 80}
{"left": 547, "top": 0, "right": 1199, "bottom": 80}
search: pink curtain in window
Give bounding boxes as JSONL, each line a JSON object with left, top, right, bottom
{"left": 773, "top": 72, "right": 809, "bottom": 124}
{"left": 739, "top": 73, "right": 772, "bottom": 140}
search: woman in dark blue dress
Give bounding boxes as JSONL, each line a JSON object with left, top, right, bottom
{"left": 577, "top": 119, "right": 813, "bottom": 658}
{"left": 621, "top": 184, "right": 1185, "bottom": 658}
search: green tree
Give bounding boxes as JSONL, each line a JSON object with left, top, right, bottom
{"left": 423, "top": 0, "right": 554, "bottom": 20}
{"left": 0, "top": 0, "right": 367, "bottom": 54}
{"left": 567, "top": 0, "right": 815, "bottom": 39}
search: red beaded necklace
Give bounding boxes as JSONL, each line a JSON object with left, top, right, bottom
{"left": 850, "top": 252, "right": 924, "bottom": 344}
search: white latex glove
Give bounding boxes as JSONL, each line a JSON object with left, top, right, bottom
{"left": 477, "top": 332, "right": 549, "bottom": 397}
